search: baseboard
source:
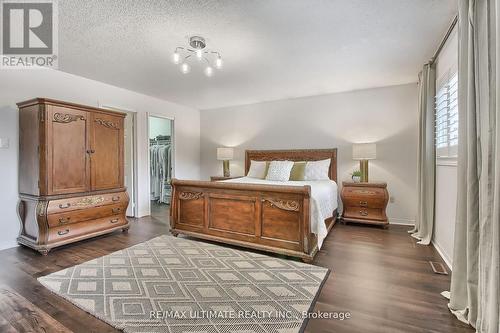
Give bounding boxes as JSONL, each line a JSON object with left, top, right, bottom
{"left": 0, "top": 241, "right": 19, "bottom": 252}
{"left": 431, "top": 240, "right": 452, "bottom": 271}
{"left": 389, "top": 217, "right": 415, "bottom": 226}
{"left": 137, "top": 209, "right": 150, "bottom": 218}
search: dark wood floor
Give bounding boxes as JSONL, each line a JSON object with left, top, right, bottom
{"left": 0, "top": 209, "right": 473, "bottom": 333}
{"left": 150, "top": 201, "right": 170, "bottom": 222}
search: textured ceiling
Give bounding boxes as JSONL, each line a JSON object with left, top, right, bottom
{"left": 58, "top": 0, "right": 457, "bottom": 110}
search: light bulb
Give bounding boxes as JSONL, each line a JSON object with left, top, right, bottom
{"left": 180, "top": 63, "right": 190, "bottom": 74}
{"left": 204, "top": 66, "right": 214, "bottom": 77}
{"left": 172, "top": 51, "right": 180, "bottom": 64}
{"left": 196, "top": 49, "right": 203, "bottom": 59}
{"left": 215, "top": 56, "right": 223, "bottom": 69}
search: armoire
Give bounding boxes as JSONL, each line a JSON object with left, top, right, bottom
{"left": 17, "top": 98, "right": 129, "bottom": 255}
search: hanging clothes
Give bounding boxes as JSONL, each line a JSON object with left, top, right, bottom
{"left": 150, "top": 137, "right": 172, "bottom": 204}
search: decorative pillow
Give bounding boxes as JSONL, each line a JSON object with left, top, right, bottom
{"left": 247, "top": 160, "right": 269, "bottom": 179}
{"left": 265, "top": 160, "right": 294, "bottom": 182}
{"left": 304, "top": 159, "right": 331, "bottom": 180}
{"left": 289, "top": 161, "right": 306, "bottom": 181}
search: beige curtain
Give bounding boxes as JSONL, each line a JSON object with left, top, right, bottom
{"left": 409, "top": 63, "right": 436, "bottom": 245}
{"left": 448, "top": 1, "right": 500, "bottom": 332}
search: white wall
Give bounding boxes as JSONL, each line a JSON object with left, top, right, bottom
{"left": 432, "top": 26, "right": 458, "bottom": 269}
{"left": 200, "top": 83, "right": 419, "bottom": 224}
{"left": 0, "top": 69, "right": 200, "bottom": 250}
{"left": 434, "top": 164, "right": 457, "bottom": 268}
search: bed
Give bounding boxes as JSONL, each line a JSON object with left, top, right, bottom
{"left": 170, "top": 149, "right": 338, "bottom": 262}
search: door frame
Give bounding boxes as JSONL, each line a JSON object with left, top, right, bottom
{"left": 99, "top": 103, "right": 138, "bottom": 218}
{"left": 147, "top": 113, "right": 175, "bottom": 216}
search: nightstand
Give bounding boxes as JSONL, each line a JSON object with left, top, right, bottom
{"left": 210, "top": 176, "right": 241, "bottom": 181}
{"left": 341, "top": 182, "right": 389, "bottom": 227}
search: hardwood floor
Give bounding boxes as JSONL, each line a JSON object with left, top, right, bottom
{"left": 150, "top": 201, "right": 170, "bottom": 222}
{"left": 0, "top": 210, "right": 473, "bottom": 333}
{"left": 308, "top": 223, "right": 472, "bottom": 333}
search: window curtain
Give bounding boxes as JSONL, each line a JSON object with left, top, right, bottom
{"left": 447, "top": 0, "right": 500, "bottom": 331}
{"left": 409, "top": 63, "right": 436, "bottom": 245}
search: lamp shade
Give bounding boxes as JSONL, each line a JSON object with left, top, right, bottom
{"left": 217, "top": 147, "right": 234, "bottom": 160}
{"left": 352, "top": 143, "right": 377, "bottom": 160}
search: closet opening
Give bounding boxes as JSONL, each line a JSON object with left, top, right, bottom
{"left": 148, "top": 115, "right": 174, "bottom": 220}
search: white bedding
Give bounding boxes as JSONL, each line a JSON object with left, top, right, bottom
{"left": 221, "top": 177, "right": 338, "bottom": 249}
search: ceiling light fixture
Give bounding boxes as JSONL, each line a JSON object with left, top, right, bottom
{"left": 180, "top": 62, "right": 190, "bottom": 74}
{"left": 172, "top": 36, "right": 223, "bottom": 77}
{"left": 204, "top": 66, "right": 214, "bottom": 77}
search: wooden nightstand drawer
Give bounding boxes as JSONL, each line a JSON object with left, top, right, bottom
{"left": 343, "top": 206, "right": 387, "bottom": 221}
{"left": 342, "top": 186, "right": 386, "bottom": 198}
{"left": 343, "top": 196, "right": 387, "bottom": 208}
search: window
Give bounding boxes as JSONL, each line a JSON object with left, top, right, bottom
{"left": 435, "top": 72, "right": 458, "bottom": 158}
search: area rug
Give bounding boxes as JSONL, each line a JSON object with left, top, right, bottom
{"left": 38, "top": 235, "right": 329, "bottom": 333}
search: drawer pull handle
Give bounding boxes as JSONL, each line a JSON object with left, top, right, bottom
{"left": 359, "top": 210, "right": 369, "bottom": 216}
{"left": 59, "top": 217, "right": 71, "bottom": 224}
{"left": 112, "top": 196, "right": 120, "bottom": 202}
{"left": 110, "top": 218, "right": 119, "bottom": 224}
{"left": 59, "top": 203, "right": 71, "bottom": 209}
{"left": 112, "top": 207, "right": 121, "bottom": 214}
{"left": 57, "top": 229, "right": 70, "bottom": 236}
{"left": 359, "top": 201, "right": 368, "bottom": 207}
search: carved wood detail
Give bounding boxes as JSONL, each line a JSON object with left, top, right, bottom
{"left": 353, "top": 189, "right": 377, "bottom": 195}
{"left": 39, "top": 105, "right": 46, "bottom": 122}
{"left": 262, "top": 198, "right": 300, "bottom": 211}
{"left": 179, "top": 192, "right": 203, "bottom": 200}
{"left": 36, "top": 201, "right": 49, "bottom": 217}
{"left": 95, "top": 118, "right": 119, "bottom": 130}
{"left": 53, "top": 113, "right": 85, "bottom": 123}
{"left": 73, "top": 196, "right": 105, "bottom": 207}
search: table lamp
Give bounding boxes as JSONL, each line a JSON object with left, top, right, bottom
{"left": 217, "top": 147, "right": 234, "bottom": 177}
{"left": 352, "top": 143, "right": 376, "bottom": 182}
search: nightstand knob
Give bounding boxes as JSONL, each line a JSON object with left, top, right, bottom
{"left": 359, "top": 210, "right": 369, "bottom": 216}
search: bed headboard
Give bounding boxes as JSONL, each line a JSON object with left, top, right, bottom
{"left": 245, "top": 149, "right": 338, "bottom": 182}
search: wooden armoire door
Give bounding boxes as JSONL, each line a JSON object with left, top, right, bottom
{"left": 89, "top": 112, "right": 124, "bottom": 191}
{"left": 46, "top": 105, "right": 90, "bottom": 195}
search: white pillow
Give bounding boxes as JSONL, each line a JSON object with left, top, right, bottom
{"left": 304, "top": 159, "right": 331, "bottom": 180}
{"left": 247, "top": 160, "right": 268, "bottom": 179}
{"left": 265, "top": 160, "right": 294, "bottom": 182}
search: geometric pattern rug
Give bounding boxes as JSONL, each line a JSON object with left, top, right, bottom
{"left": 38, "top": 235, "right": 329, "bottom": 333}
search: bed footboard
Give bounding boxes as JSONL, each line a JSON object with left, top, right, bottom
{"left": 170, "top": 179, "right": 329, "bottom": 262}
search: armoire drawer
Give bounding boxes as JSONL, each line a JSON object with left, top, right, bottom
{"left": 47, "top": 216, "right": 127, "bottom": 243}
{"left": 47, "top": 191, "right": 128, "bottom": 214}
{"left": 47, "top": 203, "right": 127, "bottom": 227}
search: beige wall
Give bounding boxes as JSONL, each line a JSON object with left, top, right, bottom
{"left": 0, "top": 69, "right": 201, "bottom": 250}
{"left": 200, "top": 83, "right": 419, "bottom": 224}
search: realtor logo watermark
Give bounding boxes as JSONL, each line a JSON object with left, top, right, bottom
{"left": 1, "top": 0, "right": 58, "bottom": 68}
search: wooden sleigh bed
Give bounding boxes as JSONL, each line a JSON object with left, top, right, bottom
{"left": 170, "top": 149, "right": 338, "bottom": 262}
